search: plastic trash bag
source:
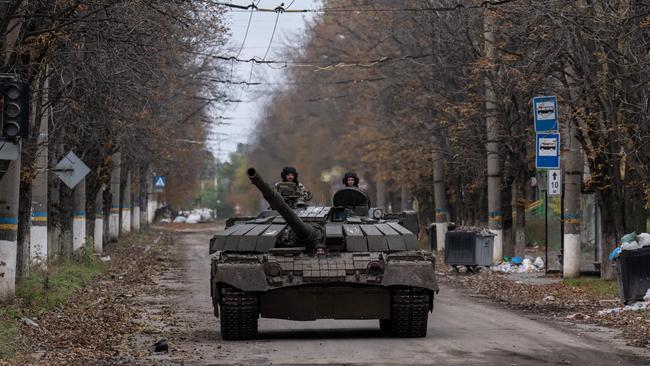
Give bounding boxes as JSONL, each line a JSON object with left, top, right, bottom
{"left": 644, "top": 289, "right": 650, "bottom": 303}
{"left": 608, "top": 247, "right": 621, "bottom": 260}
{"left": 621, "top": 240, "right": 640, "bottom": 251}
{"left": 186, "top": 213, "right": 201, "bottom": 224}
{"left": 534, "top": 257, "right": 545, "bottom": 268}
{"left": 173, "top": 216, "right": 187, "bottom": 223}
{"left": 637, "top": 233, "right": 650, "bottom": 247}
{"left": 621, "top": 232, "right": 637, "bottom": 244}
{"left": 511, "top": 256, "right": 523, "bottom": 265}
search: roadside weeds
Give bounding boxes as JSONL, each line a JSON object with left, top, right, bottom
{"left": 1, "top": 230, "right": 174, "bottom": 365}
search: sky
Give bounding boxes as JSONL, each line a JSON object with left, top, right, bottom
{"left": 210, "top": 0, "right": 320, "bottom": 161}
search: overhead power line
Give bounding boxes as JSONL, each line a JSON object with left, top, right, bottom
{"left": 215, "top": 0, "right": 518, "bottom": 13}
{"left": 209, "top": 76, "right": 386, "bottom": 85}
{"left": 204, "top": 52, "right": 435, "bottom": 69}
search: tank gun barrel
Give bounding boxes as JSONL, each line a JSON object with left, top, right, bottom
{"left": 247, "top": 167, "right": 318, "bottom": 243}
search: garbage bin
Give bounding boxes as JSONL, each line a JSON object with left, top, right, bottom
{"left": 428, "top": 224, "right": 437, "bottom": 251}
{"left": 444, "top": 230, "right": 494, "bottom": 267}
{"left": 616, "top": 246, "right": 650, "bottom": 304}
{"left": 428, "top": 223, "right": 456, "bottom": 251}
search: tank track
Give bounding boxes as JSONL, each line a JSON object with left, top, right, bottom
{"left": 388, "top": 287, "right": 430, "bottom": 337}
{"left": 220, "top": 287, "right": 259, "bottom": 340}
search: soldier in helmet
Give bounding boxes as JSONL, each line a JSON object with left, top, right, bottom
{"left": 342, "top": 172, "right": 359, "bottom": 188}
{"left": 276, "top": 166, "right": 312, "bottom": 206}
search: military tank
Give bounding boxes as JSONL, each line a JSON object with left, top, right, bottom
{"left": 209, "top": 168, "right": 438, "bottom": 340}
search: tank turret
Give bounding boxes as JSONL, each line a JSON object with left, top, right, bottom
{"left": 247, "top": 167, "right": 323, "bottom": 246}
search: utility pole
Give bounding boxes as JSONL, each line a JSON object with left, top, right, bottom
{"left": 376, "top": 179, "right": 386, "bottom": 210}
{"left": 109, "top": 152, "right": 121, "bottom": 241}
{"left": 562, "top": 108, "right": 582, "bottom": 278}
{"left": 563, "top": 65, "right": 583, "bottom": 278}
{"left": 484, "top": 8, "right": 503, "bottom": 263}
{"left": 0, "top": 152, "right": 20, "bottom": 301}
{"left": 122, "top": 170, "right": 131, "bottom": 233}
{"left": 432, "top": 135, "right": 448, "bottom": 251}
{"left": 400, "top": 184, "right": 411, "bottom": 211}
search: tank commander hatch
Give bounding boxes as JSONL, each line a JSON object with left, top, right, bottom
{"left": 275, "top": 166, "right": 312, "bottom": 207}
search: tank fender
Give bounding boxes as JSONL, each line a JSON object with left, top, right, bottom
{"left": 381, "top": 261, "right": 439, "bottom": 292}
{"left": 212, "top": 262, "right": 270, "bottom": 292}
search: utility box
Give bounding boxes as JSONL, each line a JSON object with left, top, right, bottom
{"left": 616, "top": 246, "right": 650, "bottom": 304}
{"left": 444, "top": 230, "right": 494, "bottom": 267}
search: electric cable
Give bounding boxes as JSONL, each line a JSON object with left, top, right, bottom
{"left": 214, "top": 0, "right": 518, "bottom": 13}
{"left": 262, "top": 10, "right": 280, "bottom": 60}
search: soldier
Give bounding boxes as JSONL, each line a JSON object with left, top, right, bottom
{"left": 342, "top": 172, "right": 359, "bottom": 188}
{"left": 277, "top": 166, "right": 312, "bottom": 204}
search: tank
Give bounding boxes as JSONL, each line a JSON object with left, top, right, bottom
{"left": 209, "top": 167, "right": 438, "bottom": 340}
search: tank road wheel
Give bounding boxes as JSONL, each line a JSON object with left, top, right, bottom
{"left": 389, "top": 287, "right": 430, "bottom": 338}
{"left": 220, "top": 287, "right": 259, "bottom": 340}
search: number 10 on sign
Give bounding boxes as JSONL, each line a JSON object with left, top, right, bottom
{"left": 548, "top": 169, "right": 561, "bottom": 196}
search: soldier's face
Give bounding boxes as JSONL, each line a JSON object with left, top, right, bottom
{"left": 286, "top": 173, "right": 295, "bottom": 182}
{"left": 346, "top": 177, "right": 355, "bottom": 186}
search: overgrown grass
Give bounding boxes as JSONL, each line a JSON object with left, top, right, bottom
{"left": 562, "top": 277, "right": 619, "bottom": 298}
{"left": 0, "top": 245, "right": 108, "bottom": 360}
{"left": 0, "top": 308, "right": 19, "bottom": 359}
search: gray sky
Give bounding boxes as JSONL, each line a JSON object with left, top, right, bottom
{"left": 211, "top": 0, "right": 320, "bottom": 161}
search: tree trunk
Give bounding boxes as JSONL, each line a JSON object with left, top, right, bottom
{"left": 0, "top": 153, "right": 21, "bottom": 301}
{"left": 109, "top": 152, "right": 121, "bottom": 241}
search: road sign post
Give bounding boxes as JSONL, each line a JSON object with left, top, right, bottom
{"left": 154, "top": 176, "right": 167, "bottom": 192}
{"left": 533, "top": 96, "right": 558, "bottom": 132}
{"left": 536, "top": 133, "right": 560, "bottom": 169}
{"left": 533, "top": 95, "right": 560, "bottom": 274}
{"left": 52, "top": 151, "right": 90, "bottom": 189}
{"left": 548, "top": 169, "right": 561, "bottom": 196}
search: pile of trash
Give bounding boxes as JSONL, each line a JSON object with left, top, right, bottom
{"left": 453, "top": 226, "right": 496, "bottom": 236}
{"left": 598, "top": 289, "right": 650, "bottom": 316}
{"left": 173, "top": 208, "right": 213, "bottom": 224}
{"left": 608, "top": 232, "right": 650, "bottom": 260}
{"left": 491, "top": 256, "right": 545, "bottom": 273}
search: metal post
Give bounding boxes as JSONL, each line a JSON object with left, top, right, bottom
{"left": 544, "top": 190, "right": 548, "bottom": 275}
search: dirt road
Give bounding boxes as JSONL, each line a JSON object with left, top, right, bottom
{"left": 125, "top": 225, "right": 650, "bottom": 365}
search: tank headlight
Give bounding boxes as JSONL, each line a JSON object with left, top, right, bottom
{"left": 369, "top": 208, "right": 384, "bottom": 219}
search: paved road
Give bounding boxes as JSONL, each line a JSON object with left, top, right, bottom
{"left": 133, "top": 226, "right": 650, "bottom": 365}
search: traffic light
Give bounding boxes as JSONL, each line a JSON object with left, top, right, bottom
{"left": 2, "top": 80, "right": 29, "bottom": 139}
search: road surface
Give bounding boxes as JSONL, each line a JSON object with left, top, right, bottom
{"left": 128, "top": 225, "right": 650, "bottom": 365}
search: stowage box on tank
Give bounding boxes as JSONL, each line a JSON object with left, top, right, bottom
{"left": 209, "top": 167, "right": 438, "bottom": 340}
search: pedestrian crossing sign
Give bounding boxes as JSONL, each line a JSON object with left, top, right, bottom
{"left": 154, "top": 176, "right": 167, "bottom": 188}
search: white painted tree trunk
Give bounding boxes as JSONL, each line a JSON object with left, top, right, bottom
{"left": 0, "top": 155, "right": 21, "bottom": 301}
{"left": 72, "top": 177, "right": 86, "bottom": 252}
{"left": 109, "top": 153, "right": 121, "bottom": 241}
{"left": 132, "top": 206, "right": 141, "bottom": 231}
{"left": 122, "top": 171, "right": 132, "bottom": 233}
{"left": 30, "top": 68, "right": 49, "bottom": 264}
